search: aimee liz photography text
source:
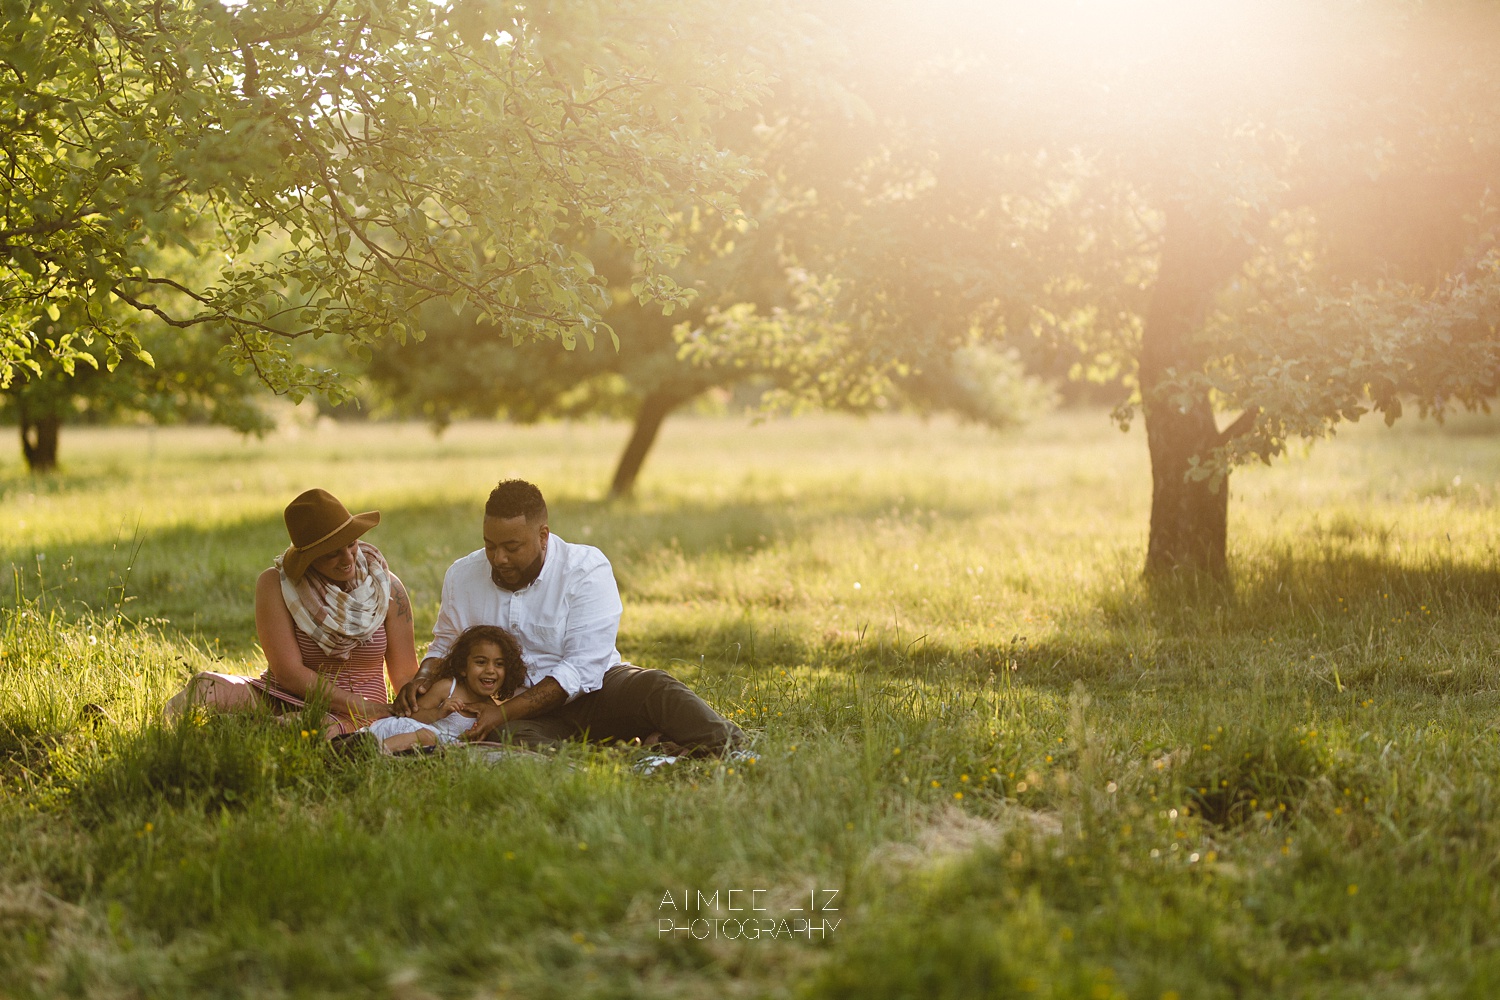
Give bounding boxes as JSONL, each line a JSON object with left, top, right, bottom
{"left": 656, "top": 887, "right": 842, "bottom": 941}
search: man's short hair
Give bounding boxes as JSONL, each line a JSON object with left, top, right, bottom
{"left": 485, "top": 479, "right": 548, "bottom": 524}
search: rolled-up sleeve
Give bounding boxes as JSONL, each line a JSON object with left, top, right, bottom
{"left": 546, "top": 558, "right": 622, "bottom": 699}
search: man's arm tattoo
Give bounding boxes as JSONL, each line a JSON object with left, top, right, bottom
{"left": 500, "top": 678, "right": 567, "bottom": 720}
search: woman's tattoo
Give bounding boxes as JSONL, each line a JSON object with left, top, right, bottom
{"left": 392, "top": 583, "right": 412, "bottom": 623}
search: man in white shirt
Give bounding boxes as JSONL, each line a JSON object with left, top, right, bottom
{"left": 394, "top": 480, "right": 743, "bottom": 753}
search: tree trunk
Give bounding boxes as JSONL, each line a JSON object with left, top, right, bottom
{"left": 1143, "top": 385, "right": 1229, "bottom": 577}
{"left": 19, "top": 404, "right": 60, "bottom": 473}
{"left": 1139, "top": 209, "right": 1250, "bottom": 578}
{"left": 609, "top": 387, "right": 697, "bottom": 498}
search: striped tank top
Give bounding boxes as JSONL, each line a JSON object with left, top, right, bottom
{"left": 253, "top": 623, "right": 389, "bottom": 732}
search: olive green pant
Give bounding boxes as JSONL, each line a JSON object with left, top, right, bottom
{"left": 493, "top": 665, "right": 743, "bottom": 754}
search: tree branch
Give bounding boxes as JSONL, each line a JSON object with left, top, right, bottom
{"left": 1216, "top": 406, "right": 1260, "bottom": 447}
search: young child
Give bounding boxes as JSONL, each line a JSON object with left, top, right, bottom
{"left": 366, "top": 625, "right": 526, "bottom": 753}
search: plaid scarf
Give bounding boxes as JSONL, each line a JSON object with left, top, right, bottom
{"left": 274, "top": 540, "right": 393, "bottom": 660}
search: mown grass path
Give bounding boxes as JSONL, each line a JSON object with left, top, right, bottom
{"left": 4, "top": 411, "right": 1500, "bottom": 998}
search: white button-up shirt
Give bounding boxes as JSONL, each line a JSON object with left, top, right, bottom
{"left": 427, "top": 534, "right": 623, "bottom": 699}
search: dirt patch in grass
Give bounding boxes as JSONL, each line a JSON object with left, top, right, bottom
{"left": 870, "top": 803, "right": 1060, "bottom": 869}
{"left": 0, "top": 880, "right": 84, "bottom": 935}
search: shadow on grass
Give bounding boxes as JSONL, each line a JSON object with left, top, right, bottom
{"left": 8, "top": 484, "right": 1498, "bottom": 705}
{"left": 635, "top": 546, "right": 1500, "bottom": 712}
{"left": 1118, "top": 547, "right": 1500, "bottom": 627}
{"left": 64, "top": 709, "right": 343, "bottom": 826}
{"left": 0, "top": 493, "right": 985, "bottom": 653}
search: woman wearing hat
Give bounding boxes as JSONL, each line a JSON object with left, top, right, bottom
{"left": 165, "top": 489, "right": 419, "bottom": 735}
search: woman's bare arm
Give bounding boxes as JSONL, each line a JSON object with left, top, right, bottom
{"left": 383, "top": 574, "right": 420, "bottom": 694}
{"left": 254, "top": 568, "right": 389, "bottom": 721}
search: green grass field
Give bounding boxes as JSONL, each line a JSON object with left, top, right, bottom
{"left": 4, "top": 409, "right": 1500, "bottom": 999}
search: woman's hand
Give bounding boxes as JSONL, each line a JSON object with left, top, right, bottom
{"left": 355, "top": 698, "right": 394, "bottom": 722}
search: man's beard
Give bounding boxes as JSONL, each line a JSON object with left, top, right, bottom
{"left": 492, "top": 549, "right": 544, "bottom": 591}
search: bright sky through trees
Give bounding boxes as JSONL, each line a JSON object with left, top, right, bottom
{"left": 741, "top": 0, "right": 1500, "bottom": 575}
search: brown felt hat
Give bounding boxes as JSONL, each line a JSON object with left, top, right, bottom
{"left": 280, "top": 488, "right": 380, "bottom": 583}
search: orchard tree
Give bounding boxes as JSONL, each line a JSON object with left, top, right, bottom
{"left": 358, "top": 31, "right": 1054, "bottom": 499}
{"left": 361, "top": 223, "right": 773, "bottom": 497}
{"left": 365, "top": 298, "right": 725, "bottom": 498}
{"left": 0, "top": 0, "right": 774, "bottom": 400}
{"left": 366, "top": 231, "right": 1048, "bottom": 497}
{"left": 3, "top": 318, "right": 273, "bottom": 471}
{"left": 760, "top": 0, "right": 1500, "bottom": 577}
{"left": 2, "top": 243, "right": 281, "bottom": 470}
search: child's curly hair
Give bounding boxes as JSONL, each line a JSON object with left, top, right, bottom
{"left": 438, "top": 625, "right": 528, "bottom": 701}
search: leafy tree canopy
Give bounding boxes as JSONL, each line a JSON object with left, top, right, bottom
{"left": 1, "top": 0, "right": 774, "bottom": 396}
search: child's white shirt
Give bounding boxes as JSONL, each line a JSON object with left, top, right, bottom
{"left": 367, "top": 678, "right": 477, "bottom": 744}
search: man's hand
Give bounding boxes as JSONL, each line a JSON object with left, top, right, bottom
{"left": 462, "top": 677, "right": 568, "bottom": 741}
{"left": 394, "top": 666, "right": 439, "bottom": 716}
{"left": 463, "top": 701, "right": 513, "bottom": 742}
